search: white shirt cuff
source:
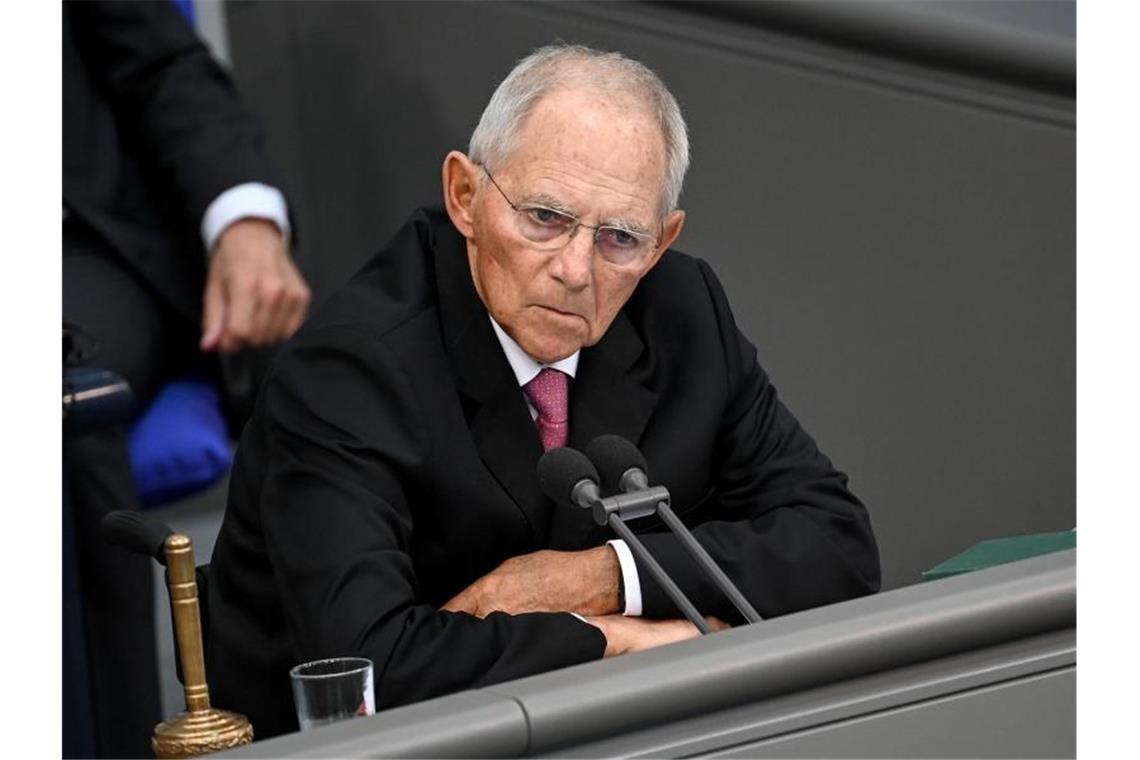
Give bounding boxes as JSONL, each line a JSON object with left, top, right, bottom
{"left": 607, "top": 539, "right": 642, "bottom": 616}
{"left": 201, "top": 182, "right": 290, "bottom": 254}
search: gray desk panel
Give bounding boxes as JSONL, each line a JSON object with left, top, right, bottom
{"left": 503, "top": 550, "right": 1074, "bottom": 754}
{"left": 215, "top": 690, "right": 528, "bottom": 759}
{"left": 713, "top": 667, "right": 1075, "bottom": 759}
{"left": 545, "top": 628, "right": 1074, "bottom": 757}
{"left": 213, "top": 551, "right": 1073, "bottom": 758}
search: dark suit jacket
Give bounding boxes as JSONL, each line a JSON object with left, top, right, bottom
{"left": 63, "top": 0, "right": 284, "bottom": 322}
{"left": 208, "top": 206, "right": 880, "bottom": 739}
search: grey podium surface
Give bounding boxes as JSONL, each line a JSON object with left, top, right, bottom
{"left": 216, "top": 549, "right": 1075, "bottom": 758}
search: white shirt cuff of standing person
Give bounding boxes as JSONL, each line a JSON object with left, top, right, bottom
{"left": 607, "top": 539, "right": 643, "bottom": 616}
{"left": 201, "top": 182, "right": 291, "bottom": 253}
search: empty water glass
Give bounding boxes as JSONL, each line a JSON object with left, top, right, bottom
{"left": 289, "top": 657, "right": 375, "bottom": 731}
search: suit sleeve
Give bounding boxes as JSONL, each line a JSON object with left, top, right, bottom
{"left": 635, "top": 260, "right": 881, "bottom": 622}
{"left": 256, "top": 325, "right": 605, "bottom": 708}
{"left": 69, "top": 1, "right": 284, "bottom": 227}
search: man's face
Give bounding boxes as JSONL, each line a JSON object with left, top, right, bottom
{"left": 460, "top": 88, "right": 683, "bottom": 364}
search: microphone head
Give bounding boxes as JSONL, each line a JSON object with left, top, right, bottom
{"left": 100, "top": 510, "right": 174, "bottom": 565}
{"left": 537, "top": 447, "right": 600, "bottom": 508}
{"left": 584, "top": 434, "right": 648, "bottom": 491}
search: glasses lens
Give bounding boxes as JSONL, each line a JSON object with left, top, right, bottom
{"left": 516, "top": 206, "right": 577, "bottom": 245}
{"left": 596, "top": 226, "right": 653, "bottom": 265}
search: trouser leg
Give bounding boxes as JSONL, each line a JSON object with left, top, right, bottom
{"left": 65, "top": 429, "right": 162, "bottom": 759}
{"left": 63, "top": 218, "right": 197, "bottom": 758}
{"left": 63, "top": 472, "right": 96, "bottom": 759}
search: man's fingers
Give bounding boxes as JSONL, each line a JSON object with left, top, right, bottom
{"left": 266, "top": 269, "right": 310, "bottom": 343}
{"left": 262, "top": 258, "right": 310, "bottom": 342}
{"left": 200, "top": 278, "right": 227, "bottom": 352}
{"left": 590, "top": 615, "right": 724, "bottom": 657}
{"left": 267, "top": 279, "right": 296, "bottom": 343}
{"left": 282, "top": 277, "right": 312, "bottom": 340}
{"left": 281, "top": 298, "right": 307, "bottom": 342}
{"left": 220, "top": 274, "right": 258, "bottom": 352}
{"left": 246, "top": 279, "right": 285, "bottom": 346}
{"left": 705, "top": 616, "right": 730, "bottom": 632}
{"left": 203, "top": 218, "right": 312, "bottom": 352}
{"left": 238, "top": 265, "right": 310, "bottom": 347}
{"left": 441, "top": 590, "right": 479, "bottom": 616}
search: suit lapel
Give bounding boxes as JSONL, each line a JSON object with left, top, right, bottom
{"left": 569, "top": 312, "right": 658, "bottom": 450}
{"left": 549, "top": 312, "right": 659, "bottom": 549}
{"left": 435, "top": 225, "right": 551, "bottom": 543}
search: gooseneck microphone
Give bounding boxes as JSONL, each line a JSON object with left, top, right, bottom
{"left": 537, "top": 447, "right": 712, "bottom": 634}
{"left": 585, "top": 434, "right": 651, "bottom": 493}
{"left": 536, "top": 446, "right": 603, "bottom": 511}
{"left": 585, "top": 435, "right": 763, "bottom": 624}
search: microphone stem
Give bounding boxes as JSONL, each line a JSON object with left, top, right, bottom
{"left": 607, "top": 514, "right": 712, "bottom": 635}
{"left": 656, "top": 503, "right": 763, "bottom": 623}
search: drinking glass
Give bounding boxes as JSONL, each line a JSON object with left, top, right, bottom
{"left": 289, "top": 657, "right": 375, "bottom": 731}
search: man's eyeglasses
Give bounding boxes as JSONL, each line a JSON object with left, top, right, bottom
{"left": 482, "top": 168, "right": 660, "bottom": 266}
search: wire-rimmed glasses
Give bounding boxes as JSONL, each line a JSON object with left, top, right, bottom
{"left": 482, "top": 167, "right": 660, "bottom": 266}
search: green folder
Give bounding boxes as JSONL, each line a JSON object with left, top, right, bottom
{"left": 922, "top": 530, "right": 1076, "bottom": 581}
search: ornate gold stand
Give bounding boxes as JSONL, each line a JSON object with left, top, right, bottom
{"left": 152, "top": 534, "right": 253, "bottom": 758}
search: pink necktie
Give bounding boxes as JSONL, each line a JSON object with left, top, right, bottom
{"left": 524, "top": 368, "right": 570, "bottom": 451}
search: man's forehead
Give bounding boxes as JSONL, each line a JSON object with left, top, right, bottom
{"left": 518, "top": 87, "right": 664, "bottom": 154}
{"left": 501, "top": 88, "right": 667, "bottom": 216}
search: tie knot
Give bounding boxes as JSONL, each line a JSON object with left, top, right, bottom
{"left": 524, "top": 368, "right": 569, "bottom": 425}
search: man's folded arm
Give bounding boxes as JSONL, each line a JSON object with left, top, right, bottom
{"left": 634, "top": 260, "right": 881, "bottom": 622}
{"left": 256, "top": 326, "right": 605, "bottom": 708}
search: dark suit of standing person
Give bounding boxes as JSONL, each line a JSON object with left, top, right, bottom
{"left": 62, "top": 2, "right": 310, "bottom": 756}
{"left": 208, "top": 44, "right": 880, "bottom": 740}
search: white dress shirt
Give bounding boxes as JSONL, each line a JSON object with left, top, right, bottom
{"left": 201, "top": 182, "right": 291, "bottom": 253}
{"left": 489, "top": 316, "right": 643, "bottom": 616}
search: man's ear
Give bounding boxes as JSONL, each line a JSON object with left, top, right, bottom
{"left": 642, "top": 209, "right": 686, "bottom": 272}
{"left": 442, "top": 151, "right": 480, "bottom": 239}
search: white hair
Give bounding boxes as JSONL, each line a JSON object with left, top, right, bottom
{"left": 468, "top": 44, "right": 690, "bottom": 215}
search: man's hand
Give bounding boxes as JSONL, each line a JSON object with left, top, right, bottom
{"left": 583, "top": 615, "right": 730, "bottom": 656}
{"left": 441, "top": 546, "right": 621, "bottom": 618}
{"left": 200, "top": 218, "right": 311, "bottom": 353}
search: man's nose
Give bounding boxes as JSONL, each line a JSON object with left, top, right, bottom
{"left": 549, "top": 229, "right": 593, "bottom": 291}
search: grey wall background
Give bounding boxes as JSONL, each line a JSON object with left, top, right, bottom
{"left": 218, "top": 0, "right": 1074, "bottom": 592}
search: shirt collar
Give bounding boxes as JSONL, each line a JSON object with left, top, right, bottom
{"left": 489, "top": 315, "right": 579, "bottom": 387}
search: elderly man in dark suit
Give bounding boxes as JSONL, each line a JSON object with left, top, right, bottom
{"left": 208, "top": 44, "right": 880, "bottom": 739}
